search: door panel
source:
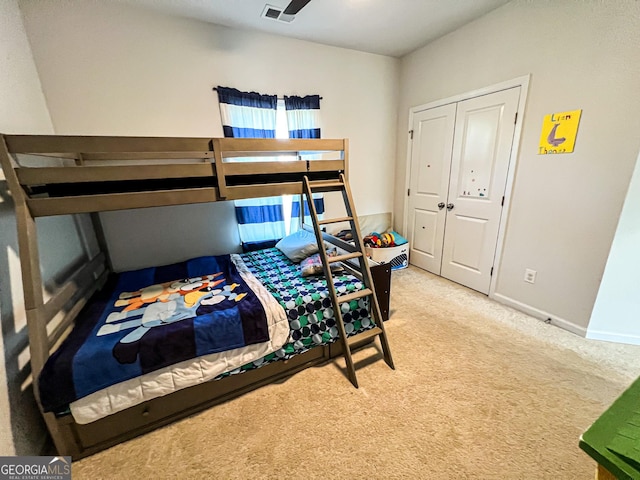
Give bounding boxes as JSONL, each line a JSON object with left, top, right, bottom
{"left": 447, "top": 215, "right": 488, "bottom": 272}
{"left": 407, "top": 103, "right": 456, "bottom": 273}
{"left": 416, "top": 125, "right": 446, "bottom": 196}
{"left": 457, "top": 107, "right": 501, "bottom": 200}
{"left": 441, "top": 87, "right": 520, "bottom": 294}
{"left": 412, "top": 209, "right": 439, "bottom": 260}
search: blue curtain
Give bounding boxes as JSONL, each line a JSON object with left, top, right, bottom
{"left": 217, "top": 86, "right": 277, "bottom": 138}
{"left": 284, "top": 95, "right": 321, "bottom": 138}
{"left": 216, "top": 86, "right": 284, "bottom": 246}
{"left": 285, "top": 95, "right": 324, "bottom": 231}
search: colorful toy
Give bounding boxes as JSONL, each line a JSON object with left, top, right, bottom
{"left": 364, "top": 231, "right": 397, "bottom": 248}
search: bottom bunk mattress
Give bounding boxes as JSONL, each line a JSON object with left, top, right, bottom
{"left": 40, "top": 254, "right": 290, "bottom": 423}
{"left": 61, "top": 248, "right": 375, "bottom": 424}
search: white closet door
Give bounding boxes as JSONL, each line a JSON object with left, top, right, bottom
{"left": 440, "top": 87, "right": 520, "bottom": 294}
{"left": 406, "top": 103, "right": 456, "bottom": 274}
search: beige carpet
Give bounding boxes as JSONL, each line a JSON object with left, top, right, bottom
{"left": 74, "top": 266, "right": 640, "bottom": 479}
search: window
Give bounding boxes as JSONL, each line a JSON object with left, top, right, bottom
{"left": 215, "top": 87, "right": 322, "bottom": 246}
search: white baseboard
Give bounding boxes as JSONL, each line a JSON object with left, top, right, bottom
{"left": 586, "top": 330, "right": 640, "bottom": 346}
{"left": 492, "top": 292, "right": 587, "bottom": 337}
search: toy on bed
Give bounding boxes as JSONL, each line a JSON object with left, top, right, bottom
{"left": 274, "top": 230, "right": 347, "bottom": 277}
{"left": 299, "top": 249, "right": 345, "bottom": 277}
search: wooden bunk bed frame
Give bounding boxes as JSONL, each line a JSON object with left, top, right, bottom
{"left": 0, "top": 134, "right": 381, "bottom": 458}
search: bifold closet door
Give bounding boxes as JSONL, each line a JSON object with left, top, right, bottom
{"left": 440, "top": 87, "right": 520, "bottom": 294}
{"left": 406, "top": 103, "right": 456, "bottom": 274}
{"left": 407, "top": 87, "right": 520, "bottom": 294}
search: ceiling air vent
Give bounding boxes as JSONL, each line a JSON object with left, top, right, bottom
{"left": 261, "top": 4, "right": 295, "bottom": 23}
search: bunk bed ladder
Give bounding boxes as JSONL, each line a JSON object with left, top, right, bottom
{"left": 302, "top": 174, "right": 394, "bottom": 388}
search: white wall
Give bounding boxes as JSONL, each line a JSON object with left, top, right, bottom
{"left": 0, "top": 0, "right": 52, "bottom": 455}
{"left": 1, "top": 0, "right": 101, "bottom": 455}
{"left": 588, "top": 151, "right": 640, "bottom": 344}
{"left": 19, "top": 0, "right": 400, "bottom": 271}
{"left": 396, "top": 0, "right": 640, "bottom": 333}
{"left": 0, "top": 0, "right": 72, "bottom": 455}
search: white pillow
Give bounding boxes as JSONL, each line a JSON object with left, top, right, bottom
{"left": 275, "top": 229, "right": 320, "bottom": 263}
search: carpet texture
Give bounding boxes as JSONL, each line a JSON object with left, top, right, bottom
{"left": 73, "top": 267, "right": 640, "bottom": 479}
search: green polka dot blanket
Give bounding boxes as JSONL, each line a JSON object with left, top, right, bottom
{"left": 216, "top": 248, "right": 375, "bottom": 378}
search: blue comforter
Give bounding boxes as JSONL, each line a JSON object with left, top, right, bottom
{"left": 39, "top": 255, "right": 269, "bottom": 412}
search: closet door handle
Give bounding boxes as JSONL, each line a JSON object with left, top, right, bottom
{"left": 437, "top": 202, "right": 445, "bottom": 210}
{"left": 447, "top": 203, "right": 454, "bottom": 211}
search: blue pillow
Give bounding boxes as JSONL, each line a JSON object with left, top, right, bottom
{"left": 275, "top": 230, "right": 320, "bottom": 263}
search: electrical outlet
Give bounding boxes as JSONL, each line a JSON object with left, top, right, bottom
{"left": 524, "top": 268, "right": 537, "bottom": 284}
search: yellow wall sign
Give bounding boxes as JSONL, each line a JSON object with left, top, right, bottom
{"left": 538, "top": 109, "right": 582, "bottom": 154}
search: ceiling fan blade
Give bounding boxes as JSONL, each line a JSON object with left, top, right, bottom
{"left": 283, "top": 0, "right": 312, "bottom": 15}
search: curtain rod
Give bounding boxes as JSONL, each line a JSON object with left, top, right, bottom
{"left": 212, "top": 87, "right": 322, "bottom": 100}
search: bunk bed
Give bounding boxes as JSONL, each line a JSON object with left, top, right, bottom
{"left": 0, "top": 134, "right": 393, "bottom": 458}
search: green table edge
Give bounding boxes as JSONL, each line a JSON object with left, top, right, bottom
{"left": 579, "top": 377, "right": 640, "bottom": 480}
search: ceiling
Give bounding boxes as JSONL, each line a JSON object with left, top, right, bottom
{"left": 123, "top": 0, "right": 511, "bottom": 57}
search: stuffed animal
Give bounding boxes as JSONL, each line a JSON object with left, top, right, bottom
{"left": 380, "top": 232, "right": 396, "bottom": 247}
{"left": 364, "top": 232, "right": 396, "bottom": 248}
